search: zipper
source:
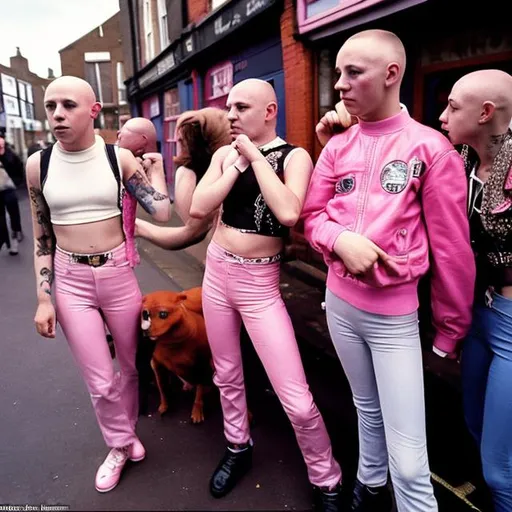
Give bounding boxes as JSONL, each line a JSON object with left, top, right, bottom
{"left": 354, "top": 137, "right": 378, "bottom": 233}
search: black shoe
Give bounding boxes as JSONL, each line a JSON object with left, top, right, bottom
{"left": 351, "top": 479, "right": 392, "bottom": 511}
{"left": 209, "top": 443, "right": 253, "bottom": 498}
{"left": 313, "top": 481, "right": 344, "bottom": 512}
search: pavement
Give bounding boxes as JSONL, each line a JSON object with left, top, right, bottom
{"left": 0, "top": 193, "right": 492, "bottom": 511}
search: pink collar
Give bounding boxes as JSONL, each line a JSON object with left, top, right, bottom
{"left": 359, "top": 110, "right": 411, "bottom": 136}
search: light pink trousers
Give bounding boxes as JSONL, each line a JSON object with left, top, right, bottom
{"left": 54, "top": 242, "right": 142, "bottom": 448}
{"left": 202, "top": 241, "right": 342, "bottom": 488}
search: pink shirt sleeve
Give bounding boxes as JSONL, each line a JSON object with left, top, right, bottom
{"left": 301, "top": 142, "right": 348, "bottom": 257}
{"left": 421, "top": 149, "right": 476, "bottom": 354}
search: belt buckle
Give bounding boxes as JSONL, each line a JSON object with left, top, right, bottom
{"left": 88, "top": 254, "right": 103, "bottom": 267}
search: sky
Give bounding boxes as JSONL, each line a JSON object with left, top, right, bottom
{"left": 0, "top": 0, "right": 121, "bottom": 78}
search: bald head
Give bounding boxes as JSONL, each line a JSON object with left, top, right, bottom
{"left": 118, "top": 117, "right": 157, "bottom": 156}
{"left": 342, "top": 30, "right": 406, "bottom": 80}
{"left": 440, "top": 69, "right": 512, "bottom": 148}
{"left": 43, "top": 75, "right": 102, "bottom": 151}
{"left": 453, "top": 70, "right": 512, "bottom": 123}
{"left": 45, "top": 75, "right": 97, "bottom": 104}
{"left": 226, "top": 79, "right": 279, "bottom": 144}
{"left": 334, "top": 30, "right": 405, "bottom": 121}
{"left": 230, "top": 79, "right": 278, "bottom": 105}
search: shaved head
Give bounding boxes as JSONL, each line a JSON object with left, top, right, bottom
{"left": 43, "top": 75, "right": 101, "bottom": 151}
{"left": 334, "top": 30, "right": 405, "bottom": 121}
{"left": 45, "top": 75, "right": 97, "bottom": 104}
{"left": 345, "top": 30, "right": 406, "bottom": 79}
{"left": 440, "top": 69, "right": 512, "bottom": 148}
{"left": 118, "top": 117, "right": 158, "bottom": 156}
{"left": 230, "top": 79, "right": 278, "bottom": 105}
{"left": 226, "top": 79, "right": 279, "bottom": 144}
{"left": 452, "top": 70, "right": 512, "bottom": 123}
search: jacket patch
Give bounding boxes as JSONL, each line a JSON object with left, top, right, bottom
{"left": 409, "top": 156, "right": 426, "bottom": 178}
{"left": 381, "top": 160, "right": 409, "bottom": 194}
{"left": 336, "top": 175, "right": 355, "bottom": 194}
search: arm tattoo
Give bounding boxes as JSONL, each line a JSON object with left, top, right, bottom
{"left": 29, "top": 187, "right": 55, "bottom": 256}
{"left": 125, "top": 171, "right": 168, "bottom": 215}
{"left": 39, "top": 267, "right": 53, "bottom": 294}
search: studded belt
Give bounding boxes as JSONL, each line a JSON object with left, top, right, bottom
{"left": 224, "top": 251, "right": 282, "bottom": 265}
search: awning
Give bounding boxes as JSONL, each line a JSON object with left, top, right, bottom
{"left": 298, "top": 0, "right": 429, "bottom": 41}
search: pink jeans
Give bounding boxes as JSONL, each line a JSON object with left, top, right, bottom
{"left": 54, "top": 242, "right": 142, "bottom": 448}
{"left": 202, "top": 241, "right": 342, "bottom": 487}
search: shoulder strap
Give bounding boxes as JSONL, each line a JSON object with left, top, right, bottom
{"left": 105, "top": 144, "right": 122, "bottom": 211}
{"left": 39, "top": 145, "right": 54, "bottom": 189}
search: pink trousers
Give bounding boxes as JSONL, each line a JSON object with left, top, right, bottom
{"left": 202, "top": 241, "right": 342, "bottom": 487}
{"left": 54, "top": 242, "right": 142, "bottom": 448}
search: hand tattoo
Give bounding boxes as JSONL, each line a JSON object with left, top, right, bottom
{"left": 125, "top": 171, "right": 168, "bottom": 215}
{"left": 30, "top": 187, "right": 55, "bottom": 256}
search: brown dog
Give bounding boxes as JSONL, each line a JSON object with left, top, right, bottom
{"left": 140, "top": 287, "right": 213, "bottom": 423}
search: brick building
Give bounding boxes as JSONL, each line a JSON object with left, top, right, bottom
{"left": 0, "top": 48, "right": 53, "bottom": 158}
{"left": 120, "top": 0, "right": 512, "bottom": 267}
{"left": 59, "top": 12, "right": 130, "bottom": 140}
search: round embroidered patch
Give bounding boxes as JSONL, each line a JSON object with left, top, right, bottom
{"left": 336, "top": 175, "right": 355, "bottom": 194}
{"left": 381, "top": 160, "right": 409, "bottom": 194}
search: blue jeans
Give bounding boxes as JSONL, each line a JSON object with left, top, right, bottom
{"left": 461, "top": 292, "right": 512, "bottom": 512}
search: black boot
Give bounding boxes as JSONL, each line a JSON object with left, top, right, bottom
{"left": 313, "top": 481, "right": 345, "bottom": 512}
{"left": 351, "top": 479, "right": 392, "bottom": 511}
{"left": 209, "top": 443, "right": 253, "bottom": 498}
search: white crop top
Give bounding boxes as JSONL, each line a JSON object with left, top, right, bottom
{"left": 43, "top": 135, "right": 122, "bottom": 225}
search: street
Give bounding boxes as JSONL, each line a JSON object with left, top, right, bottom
{"left": 0, "top": 194, "right": 488, "bottom": 511}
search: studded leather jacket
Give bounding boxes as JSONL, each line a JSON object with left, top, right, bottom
{"left": 465, "top": 130, "right": 512, "bottom": 293}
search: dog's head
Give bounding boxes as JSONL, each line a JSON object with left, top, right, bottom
{"left": 141, "top": 290, "right": 189, "bottom": 340}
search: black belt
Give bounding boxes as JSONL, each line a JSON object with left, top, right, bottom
{"left": 70, "top": 252, "right": 112, "bottom": 267}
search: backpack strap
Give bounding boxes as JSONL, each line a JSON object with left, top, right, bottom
{"left": 39, "top": 145, "right": 54, "bottom": 190}
{"left": 105, "top": 144, "right": 122, "bottom": 211}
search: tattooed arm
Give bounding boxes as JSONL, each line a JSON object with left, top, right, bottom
{"left": 26, "top": 152, "right": 56, "bottom": 338}
{"left": 119, "top": 148, "right": 171, "bottom": 222}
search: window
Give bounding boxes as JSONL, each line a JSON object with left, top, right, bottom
{"left": 205, "top": 62, "right": 233, "bottom": 101}
{"left": 305, "top": 0, "right": 339, "bottom": 18}
{"left": 1, "top": 74, "right": 17, "bottom": 97}
{"left": 19, "top": 100, "right": 34, "bottom": 120}
{"left": 163, "top": 88, "right": 180, "bottom": 189}
{"left": 117, "top": 62, "right": 127, "bottom": 105}
{"left": 85, "top": 60, "right": 113, "bottom": 104}
{"left": 157, "top": 0, "right": 170, "bottom": 49}
{"left": 144, "top": 0, "right": 155, "bottom": 62}
{"left": 18, "top": 82, "right": 27, "bottom": 101}
{"left": 3, "top": 95, "right": 20, "bottom": 116}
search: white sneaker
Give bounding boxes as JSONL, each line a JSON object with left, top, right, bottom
{"left": 95, "top": 446, "right": 130, "bottom": 493}
{"left": 9, "top": 237, "right": 18, "bottom": 255}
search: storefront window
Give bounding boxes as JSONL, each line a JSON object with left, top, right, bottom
{"left": 205, "top": 62, "right": 233, "bottom": 108}
{"left": 306, "top": 0, "right": 340, "bottom": 18}
{"left": 163, "top": 88, "right": 181, "bottom": 190}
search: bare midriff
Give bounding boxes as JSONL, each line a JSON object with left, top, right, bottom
{"left": 53, "top": 215, "right": 125, "bottom": 254}
{"left": 212, "top": 220, "right": 283, "bottom": 258}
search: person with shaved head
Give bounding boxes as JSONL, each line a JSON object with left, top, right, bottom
{"left": 190, "top": 79, "right": 342, "bottom": 510}
{"left": 26, "top": 76, "right": 171, "bottom": 493}
{"left": 440, "top": 69, "right": 512, "bottom": 512}
{"left": 302, "top": 30, "right": 476, "bottom": 511}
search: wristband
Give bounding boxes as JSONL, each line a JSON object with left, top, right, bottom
{"left": 432, "top": 346, "right": 448, "bottom": 358}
